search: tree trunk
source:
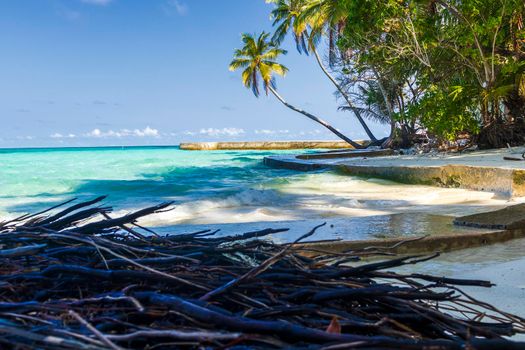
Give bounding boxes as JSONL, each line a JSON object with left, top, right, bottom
{"left": 372, "top": 68, "right": 397, "bottom": 149}
{"left": 381, "top": 120, "right": 397, "bottom": 149}
{"left": 268, "top": 86, "right": 364, "bottom": 149}
{"left": 505, "top": 90, "right": 525, "bottom": 123}
{"left": 312, "top": 47, "right": 378, "bottom": 142}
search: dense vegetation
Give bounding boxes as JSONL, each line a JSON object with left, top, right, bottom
{"left": 231, "top": 0, "right": 525, "bottom": 149}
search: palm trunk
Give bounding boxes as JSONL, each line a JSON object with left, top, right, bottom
{"left": 268, "top": 86, "right": 364, "bottom": 149}
{"left": 372, "top": 68, "right": 396, "bottom": 148}
{"left": 312, "top": 47, "right": 378, "bottom": 142}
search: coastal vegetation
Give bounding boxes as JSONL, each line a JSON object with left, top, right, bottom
{"left": 231, "top": 0, "right": 525, "bottom": 149}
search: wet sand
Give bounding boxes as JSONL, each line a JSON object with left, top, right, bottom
{"left": 392, "top": 237, "right": 525, "bottom": 332}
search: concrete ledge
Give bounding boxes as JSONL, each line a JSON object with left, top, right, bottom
{"left": 337, "top": 164, "right": 520, "bottom": 195}
{"left": 454, "top": 204, "right": 525, "bottom": 229}
{"left": 297, "top": 149, "right": 395, "bottom": 160}
{"left": 263, "top": 156, "right": 332, "bottom": 171}
{"left": 264, "top": 153, "right": 525, "bottom": 197}
{"left": 179, "top": 141, "right": 367, "bottom": 151}
{"left": 298, "top": 228, "right": 525, "bottom": 256}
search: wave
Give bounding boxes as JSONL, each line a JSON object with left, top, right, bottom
{"left": 128, "top": 186, "right": 365, "bottom": 227}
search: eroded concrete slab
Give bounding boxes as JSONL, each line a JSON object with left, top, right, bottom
{"left": 296, "top": 149, "right": 395, "bottom": 160}
{"left": 264, "top": 148, "right": 525, "bottom": 197}
{"left": 454, "top": 204, "right": 525, "bottom": 229}
{"left": 301, "top": 228, "right": 525, "bottom": 256}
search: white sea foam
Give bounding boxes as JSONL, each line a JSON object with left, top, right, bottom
{"left": 133, "top": 173, "right": 521, "bottom": 227}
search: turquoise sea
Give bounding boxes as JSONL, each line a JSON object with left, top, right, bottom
{"left": 0, "top": 146, "right": 501, "bottom": 228}
{"left": 0, "top": 146, "right": 316, "bottom": 222}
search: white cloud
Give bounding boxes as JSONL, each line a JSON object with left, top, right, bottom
{"left": 81, "top": 0, "right": 113, "bottom": 5}
{"left": 255, "top": 129, "right": 290, "bottom": 135}
{"left": 182, "top": 128, "right": 245, "bottom": 137}
{"left": 85, "top": 127, "right": 159, "bottom": 138}
{"left": 134, "top": 126, "right": 159, "bottom": 137}
{"left": 299, "top": 129, "right": 323, "bottom": 136}
{"left": 163, "top": 0, "right": 188, "bottom": 16}
{"left": 51, "top": 133, "right": 76, "bottom": 139}
{"left": 198, "top": 128, "right": 245, "bottom": 137}
{"left": 87, "top": 129, "right": 103, "bottom": 137}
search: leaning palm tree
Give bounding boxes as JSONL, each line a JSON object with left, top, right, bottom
{"left": 229, "top": 32, "right": 363, "bottom": 148}
{"left": 268, "top": 0, "right": 309, "bottom": 54}
{"left": 267, "top": 0, "right": 378, "bottom": 143}
{"left": 299, "top": 0, "right": 347, "bottom": 64}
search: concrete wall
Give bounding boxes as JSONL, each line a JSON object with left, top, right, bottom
{"left": 264, "top": 154, "right": 525, "bottom": 197}
{"left": 298, "top": 228, "right": 525, "bottom": 256}
{"left": 296, "top": 149, "right": 395, "bottom": 160}
{"left": 337, "top": 164, "right": 524, "bottom": 197}
{"left": 179, "top": 141, "right": 367, "bottom": 151}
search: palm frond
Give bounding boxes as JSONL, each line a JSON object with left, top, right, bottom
{"left": 272, "top": 19, "right": 291, "bottom": 45}
{"left": 268, "top": 0, "right": 312, "bottom": 53}
{"left": 229, "top": 58, "right": 251, "bottom": 71}
{"left": 230, "top": 32, "right": 288, "bottom": 97}
{"left": 339, "top": 105, "right": 391, "bottom": 124}
{"left": 261, "top": 47, "right": 288, "bottom": 60}
{"left": 241, "top": 67, "right": 253, "bottom": 89}
{"left": 263, "top": 61, "right": 289, "bottom": 76}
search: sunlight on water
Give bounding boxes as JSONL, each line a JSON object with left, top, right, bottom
{"left": 0, "top": 146, "right": 518, "bottom": 227}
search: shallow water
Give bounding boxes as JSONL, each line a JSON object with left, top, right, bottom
{"left": 155, "top": 213, "right": 493, "bottom": 244}
{"left": 391, "top": 237, "right": 525, "bottom": 323}
{"left": 0, "top": 146, "right": 518, "bottom": 228}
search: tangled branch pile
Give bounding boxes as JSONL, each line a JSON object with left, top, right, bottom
{"left": 0, "top": 197, "right": 524, "bottom": 349}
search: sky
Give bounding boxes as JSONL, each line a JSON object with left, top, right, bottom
{"left": 0, "top": 0, "right": 388, "bottom": 148}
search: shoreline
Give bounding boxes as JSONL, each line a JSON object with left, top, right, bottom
{"left": 265, "top": 147, "right": 525, "bottom": 197}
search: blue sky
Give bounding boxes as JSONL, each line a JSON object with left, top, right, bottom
{"left": 0, "top": 0, "right": 387, "bottom": 147}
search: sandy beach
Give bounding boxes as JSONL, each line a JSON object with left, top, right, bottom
{"left": 394, "top": 237, "right": 525, "bottom": 340}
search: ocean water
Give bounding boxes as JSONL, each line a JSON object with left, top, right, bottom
{"left": 0, "top": 146, "right": 512, "bottom": 228}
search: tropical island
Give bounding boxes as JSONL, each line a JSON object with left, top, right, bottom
{"left": 1, "top": 1, "right": 525, "bottom": 349}
{"left": 229, "top": 0, "right": 525, "bottom": 151}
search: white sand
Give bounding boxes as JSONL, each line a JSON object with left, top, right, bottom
{"left": 392, "top": 237, "right": 525, "bottom": 329}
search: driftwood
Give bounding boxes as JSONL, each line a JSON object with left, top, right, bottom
{"left": 0, "top": 197, "right": 524, "bottom": 349}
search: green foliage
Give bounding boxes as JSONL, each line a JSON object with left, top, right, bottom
{"left": 249, "top": 0, "right": 525, "bottom": 145}
{"left": 408, "top": 85, "right": 480, "bottom": 140}
{"left": 336, "top": 0, "right": 525, "bottom": 141}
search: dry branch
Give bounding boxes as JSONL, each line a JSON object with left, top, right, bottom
{"left": 0, "top": 198, "right": 523, "bottom": 349}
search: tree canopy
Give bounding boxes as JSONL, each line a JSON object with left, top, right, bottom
{"left": 235, "top": 0, "right": 525, "bottom": 149}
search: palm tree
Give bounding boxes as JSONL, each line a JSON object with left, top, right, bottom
{"left": 268, "top": 0, "right": 309, "bottom": 54}
{"left": 267, "top": 0, "right": 379, "bottom": 143}
{"left": 229, "top": 32, "right": 363, "bottom": 148}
